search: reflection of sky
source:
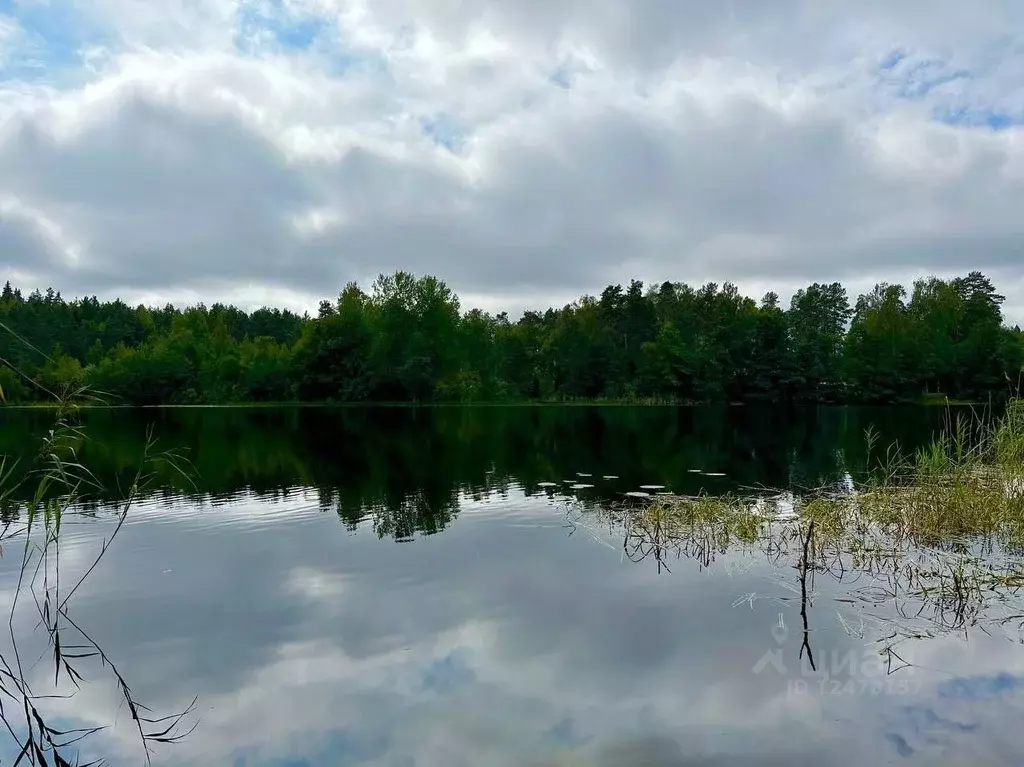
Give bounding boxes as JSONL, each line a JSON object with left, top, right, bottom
{"left": 1, "top": 489, "right": 1023, "bottom": 766}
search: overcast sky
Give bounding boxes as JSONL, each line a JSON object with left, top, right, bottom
{"left": 2, "top": 1, "right": 1024, "bottom": 321}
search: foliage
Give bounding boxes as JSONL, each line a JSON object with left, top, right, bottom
{"left": 2, "top": 270, "right": 1022, "bottom": 406}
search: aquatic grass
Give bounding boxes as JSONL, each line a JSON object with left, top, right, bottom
{"left": 571, "top": 491, "right": 1024, "bottom": 656}
{"left": 2, "top": 347, "right": 198, "bottom": 763}
{"left": 565, "top": 399, "right": 1024, "bottom": 654}
{"left": 577, "top": 493, "right": 775, "bottom": 572}
{"left": 0, "top": 392, "right": 199, "bottom": 765}
{"left": 845, "top": 400, "right": 1024, "bottom": 545}
{"left": 994, "top": 399, "right": 1024, "bottom": 469}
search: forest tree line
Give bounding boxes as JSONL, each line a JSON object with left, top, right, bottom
{"left": 1, "top": 271, "right": 1022, "bottom": 405}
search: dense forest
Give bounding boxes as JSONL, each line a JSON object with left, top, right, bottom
{"left": 1, "top": 271, "right": 1022, "bottom": 405}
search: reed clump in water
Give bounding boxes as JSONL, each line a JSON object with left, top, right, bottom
{"left": 0, "top": 382, "right": 198, "bottom": 765}
{"left": 568, "top": 399, "right": 1024, "bottom": 644}
{"left": 621, "top": 398, "right": 1024, "bottom": 550}
{"left": 856, "top": 398, "right": 1024, "bottom": 545}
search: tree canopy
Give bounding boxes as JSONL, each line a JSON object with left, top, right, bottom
{"left": 2, "top": 271, "right": 1021, "bottom": 405}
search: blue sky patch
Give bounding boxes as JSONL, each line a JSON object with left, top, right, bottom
{"left": 421, "top": 650, "right": 476, "bottom": 693}
{"left": 421, "top": 113, "right": 469, "bottom": 153}
{"left": 549, "top": 63, "right": 574, "bottom": 89}
{"left": 895, "top": 60, "right": 970, "bottom": 100}
{"left": 872, "top": 48, "right": 975, "bottom": 103}
{"left": 879, "top": 49, "right": 907, "bottom": 71}
{"left": 938, "top": 672, "right": 1024, "bottom": 699}
{"left": 231, "top": 1, "right": 391, "bottom": 81}
{"left": 0, "top": 0, "right": 112, "bottom": 83}
{"left": 234, "top": 0, "right": 328, "bottom": 55}
{"left": 934, "top": 106, "right": 1024, "bottom": 130}
{"left": 867, "top": 37, "right": 1024, "bottom": 138}
{"left": 274, "top": 17, "right": 325, "bottom": 51}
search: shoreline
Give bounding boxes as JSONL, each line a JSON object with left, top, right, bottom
{"left": 2, "top": 398, "right": 986, "bottom": 410}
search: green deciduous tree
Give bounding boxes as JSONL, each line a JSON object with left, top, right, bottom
{"left": 4, "top": 270, "right": 1022, "bottom": 406}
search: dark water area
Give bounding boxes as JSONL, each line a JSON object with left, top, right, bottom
{"left": 0, "top": 404, "right": 974, "bottom": 526}
{"left": 2, "top": 405, "right": 1023, "bottom": 766}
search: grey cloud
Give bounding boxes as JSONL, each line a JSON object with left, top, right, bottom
{"left": 0, "top": 212, "right": 66, "bottom": 274}
{"left": 1, "top": 93, "right": 317, "bottom": 293}
{"left": 5, "top": 80, "right": 1024, "bottom": 310}
{"left": 363, "top": 0, "right": 1024, "bottom": 75}
{"left": 1, "top": 1, "right": 1024, "bottom": 315}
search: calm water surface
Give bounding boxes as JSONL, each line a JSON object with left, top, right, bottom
{"left": 2, "top": 405, "right": 1022, "bottom": 766}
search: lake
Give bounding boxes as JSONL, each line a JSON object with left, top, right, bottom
{"left": 2, "top": 405, "right": 1023, "bottom": 765}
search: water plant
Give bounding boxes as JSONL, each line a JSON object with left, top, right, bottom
{"left": 565, "top": 399, "right": 1024, "bottom": 653}
{"left": 1, "top": 359, "right": 197, "bottom": 763}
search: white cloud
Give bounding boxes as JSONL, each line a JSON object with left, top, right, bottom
{"left": 2, "top": 1, "right": 1024, "bottom": 320}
